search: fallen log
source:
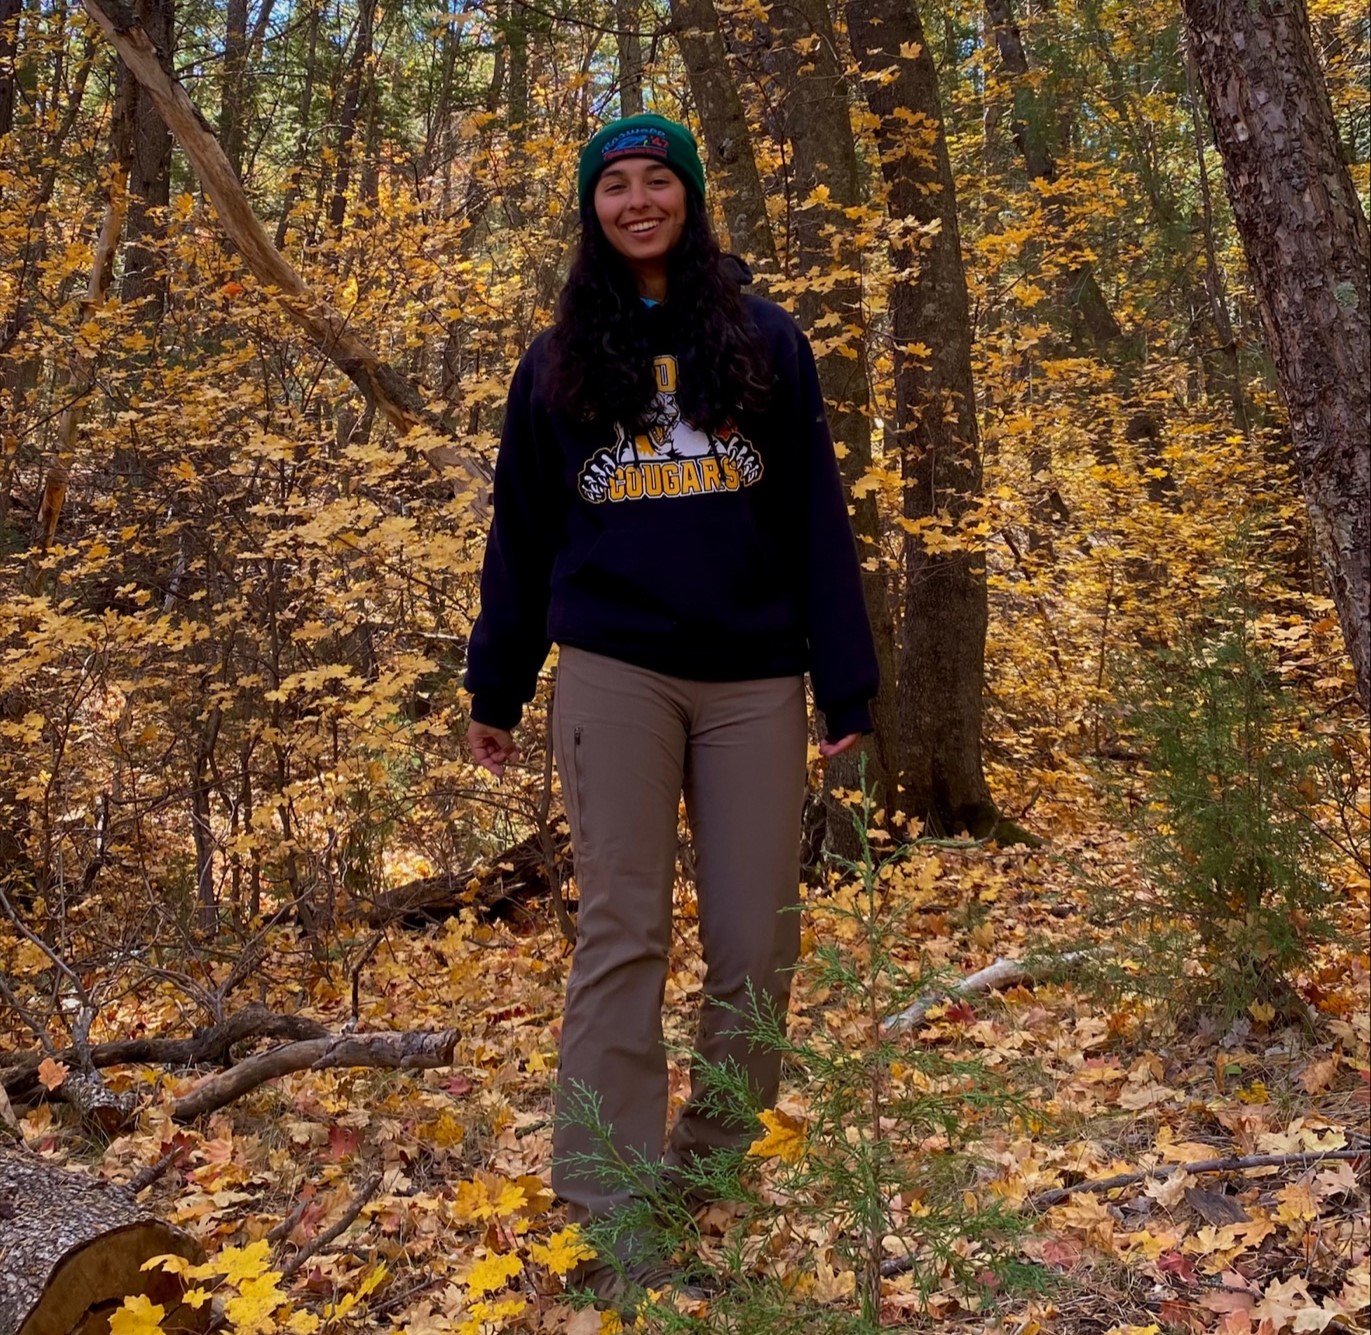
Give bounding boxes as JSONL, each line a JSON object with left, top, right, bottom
{"left": 170, "top": 1028, "right": 460, "bottom": 1122}
{"left": 365, "top": 828, "right": 570, "bottom": 927}
{"left": 2, "top": 1003, "right": 332, "bottom": 1103}
{"left": 883, "top": 950, "right": 1103, "bottom": 1032}
{"left": 0, "top": 1146, "right": 209, "bottom": 1335}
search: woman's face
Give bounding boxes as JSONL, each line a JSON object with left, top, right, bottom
{"left": 592, "top": 158, "right": 688, "bottom": 286}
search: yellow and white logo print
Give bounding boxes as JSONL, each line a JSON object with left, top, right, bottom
{"left": 578, "top": 356, "right": 763, "bottom": 504}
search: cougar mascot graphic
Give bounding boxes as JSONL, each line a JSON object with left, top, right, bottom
{"left": 579, "top": 355, "right": 763, "bottom": 503}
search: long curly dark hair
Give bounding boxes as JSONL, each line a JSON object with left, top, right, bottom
{"left": 546, "top": 188, "right": 773, "bottom": 432}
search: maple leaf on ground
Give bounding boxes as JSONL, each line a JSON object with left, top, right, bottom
{"left": 1157, "top": 1249, "right": 1199, "bottom": 1284}
{"left": 528, "top": 1225, "right": 596, "bottom": 1276}
{"left": 1299, "top": 1054, "right": 1339, "bottom": 1094}
{"left": 37, "top": 1057, "right": 68, "bottom": 1090}
{"left": 747, "top": 1107, "right": 807, "bottom": 1163}
{"left": 464, "top": 1250, "right": 523, "bottom": 1296}
{"left": 109, "top": 1296, "right": 165, "bottom": 1335}
{"left": 190, "top": 1238, "right": 274, "bottom": 1285}
{"left": 1252, "top": 1276, "right": 1333, "bottom": 1333}
{"left": 1274, "top": 1182, "right": 1318, "bottom": 1227}
{"left": 224, "top": 1274, "right": 287, "bottom": 1335}
{"left": 326, "top": 1123, "right": 360, "bottom": 1161}
{"left": 1159, "top": 1299, "right": 1206, "bottom": 1334}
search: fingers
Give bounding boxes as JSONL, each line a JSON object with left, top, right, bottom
{"left": 468, "top": 725, "right": 522, "bottom": 778}
{"left": 818, "top": 733, "right": 860, "bottom": 759}
{"left": 475, "top": 741, "right": 521, "bottom": 778}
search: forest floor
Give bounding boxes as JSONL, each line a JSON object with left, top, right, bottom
{"left": 13, "top": 783, "right": 1371, "bottom": 1335}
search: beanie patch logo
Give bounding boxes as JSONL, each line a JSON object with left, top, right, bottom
{"left": 601, "top": 127, "right": 671, "bottom": 164}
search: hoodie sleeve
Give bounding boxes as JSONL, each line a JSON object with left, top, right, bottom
{"left": 463, "top": 350, "right": 565, "bottom": 730}
{"left": 790, "top": 325, "right": 880, "bottom": 740}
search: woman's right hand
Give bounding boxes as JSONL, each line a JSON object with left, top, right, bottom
{"left": 467, "top": 721, "right": 522, "bottom": 777}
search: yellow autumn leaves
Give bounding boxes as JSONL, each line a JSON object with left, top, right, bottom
{"left": 111, "top": 1107, "right": 810, "bottom": 1335}
{"left": 747, "top": 1107, "right": 809, "bottom": 1165}
{"left": 123, "top": 1239, "right": 353, "bottom": 1335}
{"left": 118, "top": 1207, "right": 601, "bottom": 1335}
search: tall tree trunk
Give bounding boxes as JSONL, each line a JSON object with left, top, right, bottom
{"left": 847, "top": 0, "right": 1000, "bottom": 838}
{"left": 0, "top": 0, "right": 21, "bottom": 141}
{"left": 273, "top": 0, "right": 319, "bottom": 251}
{"left": 982, "top": 0, "right": 1123, "bottom": 349}
{"left": 328, "top": 0, "right": 377, "bottom": 230}
{"left": 506, "top": 12, "right": 528, "bottom": 132}
{"left": 0, "top": 36, "right": 95, "bottom": 539}
{"left": 122, "top": 0, "right": 174, "bottom": 313}
{"left": 669, "top": 0, "right": 777, "bottom": 276}
{"left": 770, "top": 0, "right": 900, "bottom": 839}
{"left": 219, "top": 0, "right": 247, "bottom": 177}
{"left": 1184, "top": 50, "right": 1248, "bottom": 433}
{"left": 213, "top": 0, "right": 277, "bottom": 185}
{"left": 360, "top": 61, "right": 380, "bottom": 210}
{"left": 1182, "top": 0, "right": 1370, "bottom": 713}
{"left": 616, "top": 0, "right": 642, "bottom": 116}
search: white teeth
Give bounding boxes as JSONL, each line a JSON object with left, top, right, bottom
{"left": 627, "top": 221, "right": 659, "bottom": 233}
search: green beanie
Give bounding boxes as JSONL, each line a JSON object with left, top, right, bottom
{"left": 577, "top": 114, "right": 705, "bottom": 210}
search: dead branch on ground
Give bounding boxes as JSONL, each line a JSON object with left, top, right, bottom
{"left": 1027, "top": 1149, "right": 1366, "bottom": 1210}
{"left": 170, "top": 1028, "right": 459, "bottom": 1121}
{"left": 883, "top": 950, "right": 1103, "bottom": 1031}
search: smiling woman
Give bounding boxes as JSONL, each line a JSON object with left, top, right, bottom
{"left": 461, "top": 112, "right": 879, "bottom": 1313}
{"left": 592, "top": 159, "right": 688, "bottom": 298}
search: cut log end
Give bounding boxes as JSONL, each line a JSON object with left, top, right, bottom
{"left": 0, "top": 1148, "right": 209, "bottom": 1335}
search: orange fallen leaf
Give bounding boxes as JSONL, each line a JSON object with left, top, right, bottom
{"left": 1299, "top": 1055, "right": 1338, "bottom": 1095}
{"left": 37, "top": 1058, "right": 68, "bottom": 1091}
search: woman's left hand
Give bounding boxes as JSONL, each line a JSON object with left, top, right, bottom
{"left": 819, "top": 733, "right": 861, "bottom": 759}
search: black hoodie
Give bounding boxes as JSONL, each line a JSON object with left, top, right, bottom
{"left": 464, "top": 286, "right": 879, "bottom": 740}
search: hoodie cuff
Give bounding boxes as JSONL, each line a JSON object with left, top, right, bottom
{"left": 469, "top": 692, "right": 524, "bottom": 731}
{"left": 821, "top": 698, "right": 873, "bottom": 742}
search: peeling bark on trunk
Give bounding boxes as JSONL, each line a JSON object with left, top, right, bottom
{"left": 78, "top": 0, "right": 492, "bottom": 514}
{"left": 669, "top": 0, "right": 777, "bottom": 276}
{"left": 0, "top": 1147, "right": 209, "bottom": 1335}
{"left": 1182, "top": 0, "right": 1370, "bottom": 712}
{"left": 846, "top": 0, "right": 999, "bottom": 838}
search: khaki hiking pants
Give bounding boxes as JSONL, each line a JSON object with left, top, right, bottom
{"left": 551, "top": 645, "right": 808, "bottom": 1226}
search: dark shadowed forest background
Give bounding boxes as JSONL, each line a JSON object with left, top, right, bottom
{"left": 0, "top": 0, "right": 1367, "bottom": 1331}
